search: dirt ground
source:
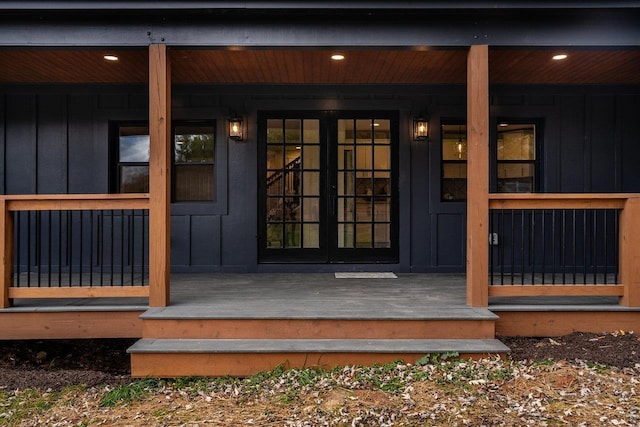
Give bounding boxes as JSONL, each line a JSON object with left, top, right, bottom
{"left": 0, "top": 331, "right": 638, "bottom": 391}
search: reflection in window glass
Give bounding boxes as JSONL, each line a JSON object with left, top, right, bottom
{"left": 119, "top": 134, "right": 150, "bottom": 162}
{"left": 441, "top": 123, "right": 467, "bottom": 201}
{"left": 118, "top": 125, "right": 149, "bottom": 193}
{"left": 497, "top": 123, "right": 536, "bottom": 193}
{"left": 174, "top": 124, "right": 215, "bottom": 202}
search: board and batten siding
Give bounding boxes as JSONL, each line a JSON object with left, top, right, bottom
{"left": 0, "top": 84, "right": 639, "bottom": 273}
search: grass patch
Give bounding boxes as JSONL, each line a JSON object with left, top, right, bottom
{"left": 0, "top": 389, "right": 58, "bottom": 426}
{"left": 99, "top": 378, "right": 161, "bottom": 407}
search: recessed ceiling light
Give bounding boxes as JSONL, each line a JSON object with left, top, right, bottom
{"left": 103, "top": 55, "right": 119, "bottom": 61}
{"left": 552, "top": 54, "right": 568, "bottom": 61}
{"left": 331, "top": 54, "right": 345, "bottom": 61}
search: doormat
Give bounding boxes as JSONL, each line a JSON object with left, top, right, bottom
{"left": 334, "top": 272, "right": 398, "bottom": 279}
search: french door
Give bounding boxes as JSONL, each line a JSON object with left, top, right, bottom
{"left": 258, "top": 111, "right": 398, "bottom": 263}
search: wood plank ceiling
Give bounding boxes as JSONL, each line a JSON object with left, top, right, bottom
{"left": 0, "top": 48, "right": 638, "bottom": 85}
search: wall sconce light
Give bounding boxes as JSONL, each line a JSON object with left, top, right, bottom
{"left": 413, "top": 117, "right": 429, "bottom": 141}
{"left": 228, "top": 116, "right": 243, "bottom": 141}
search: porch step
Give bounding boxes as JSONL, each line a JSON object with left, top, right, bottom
{"left": 140, "top": 306, "right": 499, "bottom": 340}
{"left": 128, "top": 338, "right": 510, "bottom": 377}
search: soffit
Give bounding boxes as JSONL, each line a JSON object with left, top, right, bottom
{"left": 0, "top": 48, "right": 638, "bottom": 85}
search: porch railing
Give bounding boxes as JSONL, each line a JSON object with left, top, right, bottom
{"left": 488, "top": 194, "right": 640, "bottom": 304}
{"left": 0, "top": 194, "right": 150, "bottom": 307}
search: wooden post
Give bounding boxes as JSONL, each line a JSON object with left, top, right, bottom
{"left": 619, "top": 197, "right": 640, "bottom": 307}
{"left": 466, "top": 45, "right": 490, "bottom": 307}
{"left": 0, "top": 199, "right": 14, "bottom": 308}
{"left": 148, "top": 44, "right": 171, "bottom": 307}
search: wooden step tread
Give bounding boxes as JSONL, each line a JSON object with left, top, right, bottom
{"left": 140, "top": 306, "right": 499, "bottom": 320}
{"left": 128, "top": 338, "right": 510, "bottom": 354}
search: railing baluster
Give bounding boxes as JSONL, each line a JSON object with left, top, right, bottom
{"left": 500, "top": 209, "right": 505, "bottom": 286}
{"left": 531, "top": 209, "right": 536, "bottom": 284}
{"left": 540, "top": 209, "right": 553, "bottom": 285}
{"left": 552, "top": 210, "right": 556, "bottom": 284}
{"left": 90, "top": 210, "right": 94, "bottom": 286}
{"left": 520, "top": 209, "right": 525, "bottom": 285}
{"left": 79, "top": 210, "right": 83, "bottom": 287}
{"left": 110, "top": 211, "right": 114, "bottom": 286}
{"left": 68, "top": 210, "right": 73, "bottom": 287}
{"left": 604, "top": 210, "right": 608, "bottom": 284}
{"left": 120, "top": 209, "right": 125, "bottom": 286}
{"left": 48, "top": 211, "right": 52, "bottom": 288}
{"left": 100, "top": 210, "right": 104, "bottom": 286}
{"left": 141, "top": 209, "right": 146, "bottom": 286}
{"left": 36, "top": 211, "right": 41, "bottom": 287}
{"left": 572, "top": 209, "right": 577, "bottom": 284}
{"left": 58, "top": 211, "right": 62, "bottom": 287}
{"left": 27, "top": 211, "right": 31, "bottom": 287}
{"left": 16, "top": 212, "right": 21, "bottom": 288}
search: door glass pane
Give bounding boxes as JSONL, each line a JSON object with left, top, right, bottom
{"left": 285, "top": 119, "right": 301, "bottom": 144}
{"left": 303, "top": 224, "right": 320, "bottom": 248}
{"left": 356, "top": 223, "right": 372, "bottom": 248}
{"left": 338, "top": 197, "right": 354, "bottom": 222}
{"left": 338, "top": 223, "right": 354, "bottom": 248}
{"left": 303, "top": 145, "right": 320, "bottom": 169}
{"left": 303, "top": 119, "right": 319, "bottom": 143}
{"left": 338, "top": 119, "right": 354, "bottom": 143}
{"left": 355, "top": 146, "right": 371, "bottom": 169}
{"left": 266, "top": 224, "right": 283, "bottom": 248}
{"left": 338, "top": 147, "right": 354, "bottom": 170}
{"left": 373, "top": 120, "right": 390, "bottom": 143}
{"left": 267, "top": 119, "right": 283, "bottom": 143}
{"left": 285, "top": 224, "right": 301, "bottom": 248}
{"left": 303, "top": 198, "right": 319, "bottom": 222}
{"left": 374, "top": 198, "right": 390, "bottom": 221}
{"left": 374, "top": 224, "right": 391, "bottom": 248}
{"left": 356, "top": 198, "right": 372, "bottom": 221}
{"left": 284, "top": 171, "right": 301, "bottom": 195}
{"left": 267, "top": 146, "right": 284, "bottom": 169}
{"left": 284, "top": 197, "right": 300, "bottom": 221}
{"left": 267, "top": 197, "right": 282, "bottom": 220}
{"left": 355, "top": 119, "right": 372, "bottom": 144}
{"left": 373, "top": 146, "right": 390, "bottom": 170}
{"left": 338, "top": 172, "right": 355, "bottom": 195}
{"left": 302, "top": 171, "right": 320, "bottom": 196}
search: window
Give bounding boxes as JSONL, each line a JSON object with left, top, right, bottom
{"left": 496, "top": 122, "right": 537, "bottom": 193}
{"left": 116, "top": 124, "right": 150, "bottom": 193}
{"left": 173, "top": 122, "right": 215, "bottom": 202}
{"left": 112, "top": 121, "right": 216, "bottom": 202}
{"left": 441, "top": 122, "right": 467, "bottom": 201}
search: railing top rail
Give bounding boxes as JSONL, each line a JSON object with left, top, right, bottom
{"left": 1, "top": 194, "right": 150, "bottom": 211}
{"left": 489, "top": 193, "right": 639, "bottom": 201}
{"left": 489, "top": 193, "right": 640, "bottom": 210}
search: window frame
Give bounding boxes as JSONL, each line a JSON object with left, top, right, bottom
{"left": 171, "top": 120, "right": 217, "bottom": 203}
{"left": 110, "top": 119, "right": 226, "bottom": 215}
{"left": 495, "top": 120, "right": 541, "bottom": 194}
{"left": 440, "top": 119, "right": 467, "bottom": 202}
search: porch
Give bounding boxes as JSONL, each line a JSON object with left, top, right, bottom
{"left": 4, "top": 272, "right": 640, "bottom": 376}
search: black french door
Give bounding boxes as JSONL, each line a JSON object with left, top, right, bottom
{"left": 258, "top": 111, "right": 398, "bottom": 263}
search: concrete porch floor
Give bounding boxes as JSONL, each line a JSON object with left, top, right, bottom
{"left": 4, "top": 272, "right": 623, "bottom": 313}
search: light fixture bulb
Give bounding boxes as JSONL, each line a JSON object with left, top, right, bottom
{"left": 103, "top": 55, "right": 119, "bottom": 61}
{"left": 331, "top": 54, "right": 345, "bottom": 61}
{"left": 552, "top": 54, "right": 568, "bottom": 61}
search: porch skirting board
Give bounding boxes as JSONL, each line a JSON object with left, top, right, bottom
{"left": 0, "top": 310, "right": 145, "bottom": 339}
